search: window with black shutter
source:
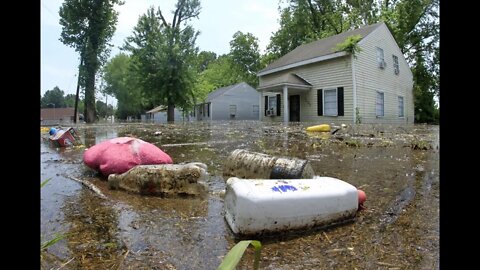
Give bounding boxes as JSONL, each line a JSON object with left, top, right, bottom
{"left": 337, "top": 87, "right": 344, "bottom": 116}
{"left": 317, "top": 89, "right": 323, "bottom": 116}
{"left": 276, "top": 94, "right": 281, "bottom": 116}
{"left": 264, "top": 96, "right": 268, "bottom": 116}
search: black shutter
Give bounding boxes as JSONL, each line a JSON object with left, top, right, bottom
{"left": 337, "top": 87, "right": 344, "bottom": 116}
{"left": 317, "top": 89, "right": 323, "bottom": 116}
{"left": 264, "top": 96, "right": 268, "bottom": 116}
{"left": 193, "top": 106, "right": 196, "bottom": 117}
{"left": 276, "top": 94, "right": 281, "bottom": 116}
{"left": 207, "top": 103, "right": 210, "bottom": 117}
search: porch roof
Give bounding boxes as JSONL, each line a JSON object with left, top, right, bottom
{"left": 257, "top": 73, "right": 312, "bottom": 93}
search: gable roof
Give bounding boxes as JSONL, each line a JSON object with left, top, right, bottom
{"left": 206, "top": 82, "right": 248, "bottom": 102}
{"left": 146, "top": 105, "right": 167, "bottom": 114}
{"left": 257, "top": 73, "right": 312, "bottom": 90}
{"left": 258, "top": 22, "right": 384, "bottom": 76}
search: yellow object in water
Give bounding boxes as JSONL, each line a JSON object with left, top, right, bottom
{"left": 306, "top": 124, "right": 331, "bottom": 132}
{"left": 40, "top": 127, "right": 50, "bottom": 132}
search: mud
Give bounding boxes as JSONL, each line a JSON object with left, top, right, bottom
{"left": 41, "top": 122, "right": 439, "bottom": 269}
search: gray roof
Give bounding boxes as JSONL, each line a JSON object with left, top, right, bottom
{"left": 146, "top": 105, "right": 167, "bottom": 113}
{"left": 206, "top": 82, "right": 247, "bottom": 102}
{"left": 258, "top": 73, "right": 312, "bottom": 89}
{"left": 259, "top": 22, "right": 384, "bottom": 74}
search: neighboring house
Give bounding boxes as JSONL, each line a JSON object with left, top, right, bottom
{"left": 145, "top": 105, "right": 186, "bottom": 123}
{"left": 192, "top": 82, "right": 260, "bottom": 121}
{"left": 257, "top": 22, "right": 414, "bottom": 124}
{"left": 41, "top": 107, "right": 79, "bottom": 125}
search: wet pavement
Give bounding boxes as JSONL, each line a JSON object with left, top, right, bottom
{"left": 41, "top": 121, "right": 439, "bottom": 269}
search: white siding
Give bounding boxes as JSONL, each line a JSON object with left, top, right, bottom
{"left": 355, "top": 24, "right": 414, "bottom": 124}
{"left": 259, "top": 56, "right": 353, "bottom": 123}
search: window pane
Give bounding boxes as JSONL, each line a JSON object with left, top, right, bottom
{"left": 398, "top": 96, "right": 404, "bottom": 117}
{"left": 324, "top": 89, "right": 337, "bottom": 116}
{"left": 376, "top": 47, "right": 384, "bottom": 64}
{"left": 229, "top": 105, "right": 237, "bottom": 115}
{"left": 376, "top": 92, "right": 384, "bottom": 116}
{"left": 393, "top": 55, "right": 399, "bottom": 74}
{"left": 268, "top": 96, "right": 276, "bottom": 110}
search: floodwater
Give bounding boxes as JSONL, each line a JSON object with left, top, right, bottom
{"left": 41, "top": 121, "right": 439, "bottom": 269}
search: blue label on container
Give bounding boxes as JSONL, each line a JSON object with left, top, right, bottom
{"left": 271, "top": 185, "right": 298, "bottom": 193}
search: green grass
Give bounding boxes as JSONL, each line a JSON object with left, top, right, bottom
{"left": 41, "top": 178, "right": 51, "bottom": 188}
{"left": 41, "top": 233, "right": 67, "bottom": 251}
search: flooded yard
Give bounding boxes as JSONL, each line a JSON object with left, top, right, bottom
{"left": 41, "top": 121, "right": 439, "bottom": 269}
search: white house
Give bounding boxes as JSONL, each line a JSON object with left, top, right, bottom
{"left": 257, "top": 22, "right": 414, "bottom": 124}
{"left": 192, "top": 82, "right": 260, "bottom": 121}
{"left": 145, "top": 105, "right": 186, "bottom": 123}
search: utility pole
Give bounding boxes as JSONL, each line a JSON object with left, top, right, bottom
{"left": 74, "top": 57, "right": 83, "bottom": 124}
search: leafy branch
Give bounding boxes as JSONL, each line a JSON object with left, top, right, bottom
{"left": 334, "top": 34, "right": 363, "bottom": 58}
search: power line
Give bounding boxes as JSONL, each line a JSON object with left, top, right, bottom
{"left": 41, "top": 2, "right": 59, "bottom": 20}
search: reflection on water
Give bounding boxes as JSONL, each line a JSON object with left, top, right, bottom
{"left": 41, "top": 122, "right": 439, "bottom": 269}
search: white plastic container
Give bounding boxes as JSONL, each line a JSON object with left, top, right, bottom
{"left": 224, "top": 177, "right": 359, "bottom": 235}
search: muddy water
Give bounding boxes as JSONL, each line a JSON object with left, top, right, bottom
{"left": 41, "top": 122, "right": 439, "bottom": 269}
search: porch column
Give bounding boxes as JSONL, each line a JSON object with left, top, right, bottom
{"left": 283, "top": 85, "right": 289, "bottom": 123}
{"left": 258, "top": 90, "right": 262, "bottom": 120}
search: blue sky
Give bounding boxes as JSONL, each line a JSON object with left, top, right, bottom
{"left": 41, "top": 0, "right": 283, "bottom": 105}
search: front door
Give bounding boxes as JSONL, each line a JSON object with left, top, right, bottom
{"left": 289, "top": 95, "right": 300, "bottom": 122}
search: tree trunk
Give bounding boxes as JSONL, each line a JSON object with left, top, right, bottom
{"left": 167, "top": 103, "right": 175, "bottom": 123}
{"left": 84, "top": 64, "right": 96, "bottom": 123}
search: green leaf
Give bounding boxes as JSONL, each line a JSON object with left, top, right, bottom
{"left": 217, "top": 240, "right": 262, "bottom": 270}
{"left": 41, "top": 178, "right": 51, "bottom": 188}
{"left": 41, "top": 233, "right": 67, "bottom": 251}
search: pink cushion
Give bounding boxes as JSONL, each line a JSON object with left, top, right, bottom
{"left": 83, "top": 137, "right": 173, "bottom": 176}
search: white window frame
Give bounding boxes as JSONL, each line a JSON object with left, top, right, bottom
{"left": 252, "top": 105, "right": 259, "bottom": 116}
{"left": 268, "top": 96, "right": 277, "bottom": 113}
{"left": 398, "top": 96, "right": 404, "bottom": 118}
{"left": 393, "top": 55, "right": 399, "bottom": 75}
{"left": 376, "top": 91, "right": 384, "bottom": 117}
{"left": 229, "top": 105, "right": 237, "bottom": 116}
{"left": 376, "top": 47, "right": 385, "bottom": 68}
{"left": 323, "top": 88, "right": 338, "bottom": 116}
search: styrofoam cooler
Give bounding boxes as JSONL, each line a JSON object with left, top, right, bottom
{"left": 224, "top": 177, "right": 359, "bottom": 235}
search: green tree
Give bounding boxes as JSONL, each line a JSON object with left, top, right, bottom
{"left": 41, "top": 86, "right": 66, "bottom": 108}
{"left": 229, "top": 31, "right": 261, "bottom": 87}
{"left": 195, "top": 55, "right": 243, "bottom": 101}
{"left": 59, "top": 0, "right": 123, "bottom": 123}
{"left": 124, "top": 1, "right": 201, "bottom": 122}
{"left": 65, "top": 94, "right": 84, "bottom": 112}
{"left": 413, "top": 54, "right": 437, "bottom": 124}
{"left": 103, "top": 53, "right": 145, "bottom": 119}
{"left": 196, "top": 51, "right": 217, "bottom": 72}
{"left": 95, "top": 100, "right": 114, "bottom": 118}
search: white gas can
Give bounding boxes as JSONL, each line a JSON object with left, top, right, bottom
{"left": 224, "top": 177, "right": 359, "bottom": 235}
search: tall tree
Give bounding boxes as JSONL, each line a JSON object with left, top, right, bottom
{"left": 59, "top": 0, "right": 123, "bottom": 123}
{"left": 41, "top": 86, "right": 66, "bottom": 108}
{"left": 124, "top": 1, "right": 201, "bottom": 122}
{"left": 196, "top": 55, "right": 243, "bottom": 101}
{"left": 196, "top": 51, "right": 217, "bottom": 72}
{"left": 65, "top": 94, "right": 85, "bottom": 112}
{"left": 103, "top": 53, "right": 145, "bottom": 119}
{"left": 229, "top": 31, "right": 261, "bottom": 87}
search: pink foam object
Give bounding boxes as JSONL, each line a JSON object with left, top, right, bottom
{"left": 83, "top": 137, "right": 173, "bottom": 176}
